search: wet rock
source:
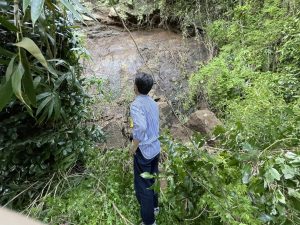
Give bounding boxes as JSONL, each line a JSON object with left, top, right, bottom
{"left": 186, "top": 109, "right": 221, "bottom": 136}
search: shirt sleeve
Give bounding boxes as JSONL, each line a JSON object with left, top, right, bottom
{"left": 130, "top": 103, "right": 147, "bottom": 142}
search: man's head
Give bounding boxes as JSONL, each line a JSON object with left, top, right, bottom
{"left": 134, "top": 72, "right": 154, "bottom": 95}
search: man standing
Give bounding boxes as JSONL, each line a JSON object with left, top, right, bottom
{"left": 130, "top": 72, "right": 160, "bottom": 225}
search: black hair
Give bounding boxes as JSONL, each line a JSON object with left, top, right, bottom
{"left": 134, "top": 72, "right": 154, "bottom": 95}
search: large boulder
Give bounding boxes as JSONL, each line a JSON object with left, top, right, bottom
{"left": 186, "top": 109, "right": 221, "bottom": 136}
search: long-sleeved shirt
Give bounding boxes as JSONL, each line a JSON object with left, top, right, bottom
{"left": 130, "top": 95, "right": 160, "bottom": 159}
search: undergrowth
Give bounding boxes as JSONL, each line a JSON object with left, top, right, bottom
{"left": 30, "top": 133, "right": 299, "bottom": 225}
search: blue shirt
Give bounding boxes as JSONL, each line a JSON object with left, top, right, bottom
{"left": 130, "top": 95, "right": 160, "bottom": 159}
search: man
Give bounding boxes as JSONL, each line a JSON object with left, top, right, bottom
{"left": 130, "top": 72, "right": 160, "bottom": 225}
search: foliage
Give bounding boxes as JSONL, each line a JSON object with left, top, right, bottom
{"left": 188, "top": 1, "right": 300, "bottom": 150}
{"left": 102, "top": 0, "right": 237, "bottom": 33}
{"left": 160, "top": 134, "right": 300, "bottom": 225}
{"left": 0, "top": 0, "right": 102, "bottom": 209}
{"left": 29, "top": 134, "right": 300, "bottom": 225}
{"left": 183, "top": 1, "right": 300, "bottom": 224}
{"left": 29, "top": 148, "right": 139, "bottom": 225}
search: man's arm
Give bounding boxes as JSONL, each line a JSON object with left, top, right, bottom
{"left": 130, "top": 104, "right": 147, "bottom": 154}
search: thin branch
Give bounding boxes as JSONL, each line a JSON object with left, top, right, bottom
{"left": 184, "top": 205, "right": 207, "bottom": 221}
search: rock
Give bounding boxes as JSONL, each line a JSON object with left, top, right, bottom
{"left": 108, "top": 7, "right": 118, "bottom": 18}
{"left": 170, "top": 123, "right": 192, "bottom": 143}
{"left": 186, "top": 109, "right": 221, "bottom": 136}
{"left": 102, "top": 122, "right": 127, "bottom": 149}
{"left": 148, "top": 90, "right": 166, "bottom": 103}
{"left": 170, "top": 77, "right": 177, "bottom": 82}
{"left": 158, "top": 101, "right": 176, "bottom": 128}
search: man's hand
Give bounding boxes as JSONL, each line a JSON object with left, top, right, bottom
{"left": 130, "top": 139, "right": 139, "bottom": 156}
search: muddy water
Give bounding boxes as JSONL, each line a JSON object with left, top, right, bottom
{"left": 83, "top": 23, "right": 208, "bottom": 99}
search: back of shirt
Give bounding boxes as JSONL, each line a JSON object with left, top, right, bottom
{"left": 130, "top": 95, "right": 160, "bottom": 159}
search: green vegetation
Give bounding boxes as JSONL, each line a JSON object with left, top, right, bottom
{"left": 1, "top": 0, "right": 299, "bottom": 225}
{"left": 0, "top": 0, "right": 102, "bottom": 209}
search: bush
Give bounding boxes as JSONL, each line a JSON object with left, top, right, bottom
{"left": 30, "top": 135, "right": 300, "bottom": 225}
{"left": 160, "top": 135, "right": 300, "bottom": 225}
{"left": 188, "top": 0, "right": 300, "bottom": 150}
{"left": 30, "top": 148, "right": 139, "bottom": 225}
{"left": 0, "top": 0, "right": 102, "bottom": 209}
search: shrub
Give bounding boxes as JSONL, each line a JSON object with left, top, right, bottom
{"left": 0, "top": 0, "right": 102, "bottom": 209}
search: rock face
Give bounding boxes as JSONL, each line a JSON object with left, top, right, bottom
{"left": 157, "top": 101, "right": 175, "bottom": 128}
{"left": 170, "top": 123, "right": 193, "bottom": 142}
{"left": 186, "top": 109, "right": 221, "bottom": 136}
{"left": 102, "top": 122, "right": 127, "bottom": 149}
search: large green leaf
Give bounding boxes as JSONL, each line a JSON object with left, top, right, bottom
{"left": 265, "top": 167, "right": 281, "bottom": 184}
{"left": 0, "top": 72, "right": 14, "bottom": 111}
{"left": 21, "top": 49, "right": 36, "bottom": 106}
{"left": 72, "top": 0, "right": 96, "bottom": 20}
{"left": 288, "top": 188, "right": 300, "bottom": 199}
{"left": 36, "top": 95, "right": 51, "bottom": 115}
{"left": 31, "top": 0, "right": 45, "bottom": 26}
{"left": 11, "top": 62, "right": 31, "bottom": 109}
{"left": 14, "top": 37, "right": 48, "bottom": 69}
{"left": 0, "top": 15, "right": 18, "bottom": 32}
{"left": 60, "top": 0, "right": 82, "bottom": 21}
{"left": 5, "top": 56, "right": 16, "bottom": 81}
{"left": 23, "top": 0, "right": 31, "bottom": 13}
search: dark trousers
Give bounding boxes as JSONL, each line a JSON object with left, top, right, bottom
{"left": 134, "top": 148, "right": 159, "bottom": 225}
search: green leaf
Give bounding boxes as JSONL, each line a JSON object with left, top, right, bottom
{"left": 14, "top": 37, "right": 48, "bottom": 69}
{"left": 275, "top": 157, "right": 285, "bottom": 165}
{"left": 36, "top": 92, "right": 51, "bottom": 100}
{"left": 36, "top": 95, "right": 51, "bottom": 115}
{"left": 282, "top": 164, "right": 296, "bottom": 179}
{"left": 242, "top": 164, "right": 251, "bottom": 184}
{"left": 21, "top": 49, "right": 36, "bottom": 106}
{"left": 285, "top": 151, "right": 297, "bottom": 159}
{"left": 0, "top": 55, "right": 15, "bottom": 109}
{"left": 288, "top": 188, "right": 300, "bottom": 199}
{"left": 242, "top": 142, "right": 253, "bottom": 152}
{"left": 47, "top": 99, "right": 54, "bottom": 119}
{"left": 5, "top": 56, "right": 16, "bottom": 81}
{"left": 0, "top": 78, "right": 13, "bottom": 111}
{"left": 33, "top": 76, "right": 41, "bottom": 89}
{"left": 31, "top": 0, "right": 45, "bottom": 26}
{"left": 11, "top": 62, "right": 24, "bottom": 98}
{"left": 60, "top": 0, "right": 82, "bottom": 21}
{"left": 0, "top": 15, "right": 18, "bottom": 32}
{"left": 276, "top": 190, "right": 286, "bottom": 204}
{"left": 290, "top": 156, "right": 300, "bottom": 164}
{"left": 53, "top": 93, "right": 61, "bottom": 119}
{"left": 23, "top": 0, "right": 31, "bottom": 13}
{"left": 141, "top": 172, "right": 155, "bottom": 179}
{"left": 11, "top": 62, "right": 31, "bottom": 110}
{"left": 259, "top": 214, "right": 273, "bottom": 222}
{"left": 265, "top": 168, "right": 281, "bottom": 184}
{"left": 72, "top": 0, "right": 96, "bottom": 20}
